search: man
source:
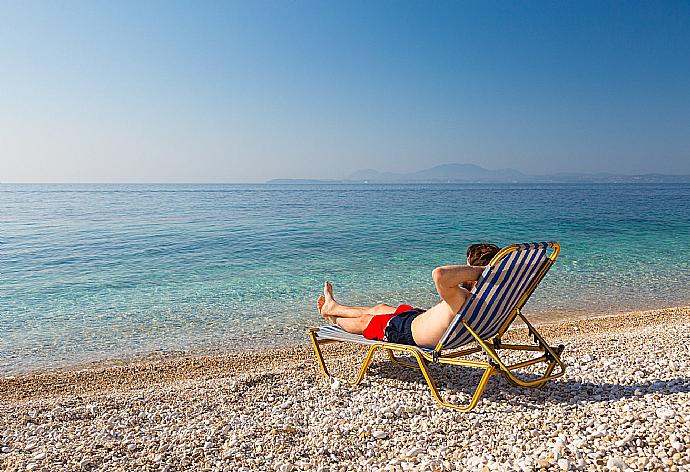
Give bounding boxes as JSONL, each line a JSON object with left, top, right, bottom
{"left": 317, "top": 243, "right": 500, "bottom": 349}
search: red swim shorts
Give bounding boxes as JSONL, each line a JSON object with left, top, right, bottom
{"left": 362, "top": 304, "right": 415, "bottom": 341}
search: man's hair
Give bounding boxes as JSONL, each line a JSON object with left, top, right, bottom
{"left": 466, "top": 243, "right": 501, "bottom": 266}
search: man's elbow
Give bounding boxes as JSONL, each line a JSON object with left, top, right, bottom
{"left": 431, "top": 267, "right": 445, "bottom": 286}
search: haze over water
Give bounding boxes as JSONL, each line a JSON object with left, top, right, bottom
{"left": 2, "top": 183, "right": 689, "bottom": 374}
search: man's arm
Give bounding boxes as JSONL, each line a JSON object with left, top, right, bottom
{"left": 431, "top": 265, "right": 485, "bottom": 312}
{"left": 432, "top": 265, "right": 485, "bottom": 290}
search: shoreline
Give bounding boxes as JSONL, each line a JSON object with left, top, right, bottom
{"left": 1, "top": 306, "right": 689, "bottom": 471}
{"left": 2, "top": 305, "right": 689, "bottom": 403}
{"left": 4, "top": 302, "right": 690, "bottom": 381}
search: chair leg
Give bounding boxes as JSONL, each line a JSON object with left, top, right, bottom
{"left": 412, "top": 351, "right": 496, "bottom": 412}
{"left": 307, "top": 330, "right": 377, "bottom": 386}
{"left": 533, "top": 350, "right": 564, "bottom": 389}
{"left": 308, "top": 330, "right": 332, "bottom": 379}
{"left": 386, "top": 349, "right": 421, "bottom": 370}
{"left": 464, "top": 321, "right": 566, "bottom": 389}
{"left": 308, "top": 331, "right": 495, "bottom": 411}
{"left": 492, "top": 344, "right": 564, "bottom": 389}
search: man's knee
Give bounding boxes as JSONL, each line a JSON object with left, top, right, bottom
{"left": 358, "top": 315, "right": 373, "bottom": 331}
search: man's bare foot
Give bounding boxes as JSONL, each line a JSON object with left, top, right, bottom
{"left": 317, "top": 293, "right": 337, "bottom": 323}
{"left": 322, "top": 281, "right": 339, "bottom": 313}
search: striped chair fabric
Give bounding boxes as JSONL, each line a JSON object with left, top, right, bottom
{"left": 438, "top": 242, "right": 554, "bottom": 350}
{"left": 314, "top": 324, "right": 436, "bottom": 353}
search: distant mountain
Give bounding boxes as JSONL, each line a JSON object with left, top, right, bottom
{"left": 266, "top": 178, "right": 346, "bottom": 184}
{"left": 345, "top": 164, "right": 690, "bottom": 184}
{"left": 267, "top": 163, "right": 690, "bottom": 184}
{"left": 348, "top": 163, "right": 530, "bottom": 183}
{"left": 539, "top": 172, "right": 690, "bottom": 183}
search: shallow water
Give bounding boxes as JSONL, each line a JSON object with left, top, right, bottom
{"left": 1, "top": 183, "right": 689, "bottom": 373}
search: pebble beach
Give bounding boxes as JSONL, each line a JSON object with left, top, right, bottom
{"left": 1, "top": 306, "right": 689, "bottom": 472}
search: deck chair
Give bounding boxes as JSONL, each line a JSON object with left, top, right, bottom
{"left": 306, "top": 241, "right": 566, "bottom": 411}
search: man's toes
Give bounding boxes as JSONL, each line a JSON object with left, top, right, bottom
{"left": 324, "top": 280, "right": 334, "bottom": 298}
{"left": 317, "top": 295, "right": 325, "bottom": 313}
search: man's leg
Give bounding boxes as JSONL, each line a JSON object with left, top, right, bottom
{"left": 334, "top": 314, "right": 374, "bottom": 335}
{"left": 318, "top": 281, "right": 396, "bottom": 319}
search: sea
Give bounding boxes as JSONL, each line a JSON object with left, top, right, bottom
{"left": 1, "top": 183, "right": 689, "bottom": 374}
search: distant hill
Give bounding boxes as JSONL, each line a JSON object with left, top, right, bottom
{"left": 345, "top": 164, "right": 690, "bottom": 183}
{"left": 538, "top": 172, "right": 690, "bottom": 183}
{"left": 266, "top": 179, "right": 346, "bottom": 184}
{"left": 348, "top": 163, "right": 530, "bottom": 183}
{"left": 267, "top": 163, "right": 690, "bottom": 184}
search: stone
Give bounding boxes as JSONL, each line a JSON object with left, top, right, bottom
{"left": 606, "top": 457, "right": 628, "bottom": 470}
{"left": 615, "top": 432, "right": 634, "bottom": 447}
{"left": 404, "top": 447, "right": 424, "bottom": 458}
{"left": 655, "top": 407, "right": 675, "bottom": 421}
{"left": 372, "top": 431, "right": 388, "bottom": 439}
{"left": 552, "top": 439, "right": 564, "bottom": 460}
{"left": 0, "top": 309, "right": 689, "bottom": 472}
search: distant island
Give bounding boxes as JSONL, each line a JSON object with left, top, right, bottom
{"left": 267, "top": 163, "right": 690, "bottom": 184}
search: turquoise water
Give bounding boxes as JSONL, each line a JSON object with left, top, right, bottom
{"left": 1, "top": 183, "right": 689, "bottom": 374}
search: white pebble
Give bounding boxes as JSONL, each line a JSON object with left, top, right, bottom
{"left": 552, "top": 439, "right": 564, "bottom": 460}
{"left": 615, "top": 432, "right": 634, "bottom": 447}
{"left": 372, "top": 430, "right": 388, "bottom": 439}
{"left": 655, "top": 407, "right": 675, "bottom": 420}
{"left": 404, "top": 447, "right": 424, "bottom": 458}
{"left": 606, "top": 457, "right": 628, "bottom": 470}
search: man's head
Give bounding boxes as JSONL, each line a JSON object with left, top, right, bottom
{"left": 466, "top": 243, "right": 500, "bottom": 266}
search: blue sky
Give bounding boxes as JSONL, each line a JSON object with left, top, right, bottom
{"left": 1, "top": 1, "right": 689, "bottom": 182}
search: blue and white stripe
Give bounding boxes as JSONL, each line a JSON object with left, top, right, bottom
{"left": 312, "top": 325, "right": 436, "bottom": 353}
{"left": 438, "top": 242, "right": 554, "bottom": 350}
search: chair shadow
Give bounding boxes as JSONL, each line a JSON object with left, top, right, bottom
{"left": 365, "top": 356, "right": 690, "bottom": 407}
